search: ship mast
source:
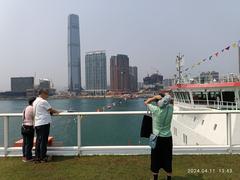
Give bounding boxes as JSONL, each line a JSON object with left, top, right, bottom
{"left": 176, "top": 53, "right": 184, "bottom": 84}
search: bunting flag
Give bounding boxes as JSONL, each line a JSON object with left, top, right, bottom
{"left": 183, "top": 40, "right": 239, "bottom": 73}
{"left": 232, "top": 42, "right": 237, "bottom": 48}
{"left": 225, "top": 46, "right": 230, "bottom": 50}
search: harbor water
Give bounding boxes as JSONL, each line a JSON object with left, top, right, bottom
{"left": 0, "top": 98, "right": 148, "bottom": 147}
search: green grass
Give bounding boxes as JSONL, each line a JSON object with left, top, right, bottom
{"left": 0, "top": 155, "right": 239, "bottom": 180}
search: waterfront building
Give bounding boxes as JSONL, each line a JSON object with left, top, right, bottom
{"left": 163, "top": 78, "right": 175, "bottom": 88}
{"left": 110, "top": 54, "right": 130, "bottom": 92}
{"left": 143, "top": 73, "right": 163, "bottom": 90}
{"left": 68, "top": 14, "right": 82, "bottom": 93}
{"left": 39, "top": 79, "right": 51, "bottom": 89}
{"left": 26, "top": 79, "right": 56, "bottom": 97}
{"left": 11, "top": 77, "right": 34, "bottom": 93}
{"left": 200, "top": 71, "right": 219, "bottom": 83}
{"left": 85, "top": 51, "right": 107, "bottom": 95}
{"left": 129, "top": 66, "right": 138, "bottom": 92}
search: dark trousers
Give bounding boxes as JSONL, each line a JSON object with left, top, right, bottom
{"left": 21, "top": 126, "right": 34, "bottom": 160}
{"left": 35, "top": 123, "right": 50, "bottom": 160}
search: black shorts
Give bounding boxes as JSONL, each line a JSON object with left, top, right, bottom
{"left": 151, "top": 136, "right": 173, "bottom": 173}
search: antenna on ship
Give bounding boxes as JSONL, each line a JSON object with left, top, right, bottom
{"left": 176, "top": 53, "right": 184, "bottom": 84}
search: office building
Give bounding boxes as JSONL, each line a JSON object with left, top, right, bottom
{"left": 143, "top": 73, "right": 163, "bottom": 90}
{"left": 68, "top": 14, "right": 82, "bottom": 92}
{"left": 39, "top": 79, "right": 51, "bottom": 89}
{"left": 110, "top": 54, "right": 130, "bottom": 92}
{"left": 11, "top": 77, "right": 34, "bottom": 93}
{"left": 129, "top": 66, "right": 138, "bottom": 92}
{"left": 85, "top": 51, "right": 107, "bottom": 95}
{"left": 163, "top": 78, "right": 175, "bottom": 88}
{"left": 200, "top": 71, "right": 219, "bottom": 83}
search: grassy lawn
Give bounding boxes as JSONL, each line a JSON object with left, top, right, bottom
{"left": 0, "top": 155, "right": 239, "bottom": 180}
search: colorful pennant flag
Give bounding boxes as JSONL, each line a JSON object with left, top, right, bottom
{"left": 232, "top": 42, "right": 237, "bottom": 48}
{"left": 225, "top": 46, "right": 230, "bottom": 50}
{"left": 183, "top": 40, "right": 239, "bottom": 73}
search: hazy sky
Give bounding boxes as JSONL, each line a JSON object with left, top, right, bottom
{"left": 0, "top": 0, "right": 240, "bottom": 91}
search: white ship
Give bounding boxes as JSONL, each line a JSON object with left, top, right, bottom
{"left": 170, "top": 81, "right": 240, "bottom": 146}
{"left": 169, "top": 53, "right": 240, "bottom": 146}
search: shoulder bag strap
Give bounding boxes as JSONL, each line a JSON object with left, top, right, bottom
{"left": 33, "top": 101, "right": 40, "bottom": 124}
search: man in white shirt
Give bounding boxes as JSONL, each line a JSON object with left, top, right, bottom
{"left": 33, "top": 89, "right": 59, "bottom": 162}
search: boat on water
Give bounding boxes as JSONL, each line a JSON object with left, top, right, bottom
{"left": 169, "top": 54, "right": 240, "bottom": 146}
{"left": 170, "top": 81, "right": 240, "bottom": 146}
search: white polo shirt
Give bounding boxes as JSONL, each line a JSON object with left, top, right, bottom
{"left": 33, "top": 97, "right": 52, "bottom": 127}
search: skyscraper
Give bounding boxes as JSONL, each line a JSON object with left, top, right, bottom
{"left": 85, "top": 51, "right": 107, "bottom": 95}
{"left": 129, "top": 66, "right": 138, "bottom": 92}
{"left": 68, "top": 14, "right": 82, "bottom": 92}
{"left": 110, "top": 54, "right": 130, "bottom": 92}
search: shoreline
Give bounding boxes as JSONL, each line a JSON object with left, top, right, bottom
{"left": 0, "top": 95, "right": 150, "bottom": 101}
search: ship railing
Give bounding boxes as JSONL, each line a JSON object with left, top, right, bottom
{"left": 0, "top": 110, "right": 240, "bottom": 157}
{"left": 193, "top": 100, "right": 237, "bottom": 110}
{"left": 175, "top": 99, "right": 238, "bottom": 110}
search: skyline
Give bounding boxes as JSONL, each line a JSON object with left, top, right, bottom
{"left": 1, "top": 0, "right": 240, "bottom": 91}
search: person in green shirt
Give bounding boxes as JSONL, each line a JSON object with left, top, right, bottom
{"left": 144, "top": 94, "right": 173, "bottom": 180}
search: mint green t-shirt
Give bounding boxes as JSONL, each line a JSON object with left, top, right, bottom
{"left": 147, "top": 103, "right": 173, "bottom": 137}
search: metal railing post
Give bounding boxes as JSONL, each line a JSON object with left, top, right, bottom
{"left": 226, "top": 113, "right": 232, "bottom": 154}
{"left": 3, "top": 116, "right": 9, "bottom": 157}
{"left": 77, "top": 115, "right": 82, "bottom": 156}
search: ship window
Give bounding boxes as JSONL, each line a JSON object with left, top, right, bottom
{"left": 180, "top": 92, "right": 186, "bottom": 102}
{"left": 208, "top": 91, "right": 221, "bottom": 105}
{"left": 213, "top": 124, "right": 217, "bottom": 130}
{"left": 179, "top": 92, "right": 184, "bottom": 102}
{"left": 183, "top": 92, "right": 191, "bottom": 103}
{"left": 222, "top": 91, "right": 235, "bottom": 104}
{"left": 174, "top": 92, "right": 181, "bottom": 102}
{"left": 201, "top": 120, "right": 204, "bottom": 125}
{"left": 183, "top": 134, "right": 188, "bottom": 144}
{"left": 174, "top": 127, "right": 177, "bottom": 136}
{"left": 175, "top": 91, "right": 191, "bottom": 103}
{"left": 193, "top": 116, "right": 197, "bottom": 122}
{"left": 192, "top": 92, "right": 207, "bottom": 105}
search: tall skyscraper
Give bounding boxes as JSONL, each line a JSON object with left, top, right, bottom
{"left": 110, "top": 54, "right": 130, "bottom": 92}
{"left": 129, "top": 66, "right": 138, "bottom": 92}
{"left": 68, "top": 14, "right": 82, "bottom": 92}
{"left": 85, "top": 51, "right": 107, "bottom": 95}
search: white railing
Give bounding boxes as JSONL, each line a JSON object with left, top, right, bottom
{"left": 175, "top": 99, "right": 238, "bottom": 110}
{"left": 0, "top": 110, "right": 240, "bottom": 157}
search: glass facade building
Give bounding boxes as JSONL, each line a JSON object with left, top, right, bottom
{"left": 11, "top": 77, "right": 34, "bottom": 93}
{"left": 129, "top": 66, "right": 138, "bottom": 92}
{"left": 68, "top": 14, "right": 82, "bottom": 92}
{"left": 85, "top": 51, "right": 107, "bottom": 93}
